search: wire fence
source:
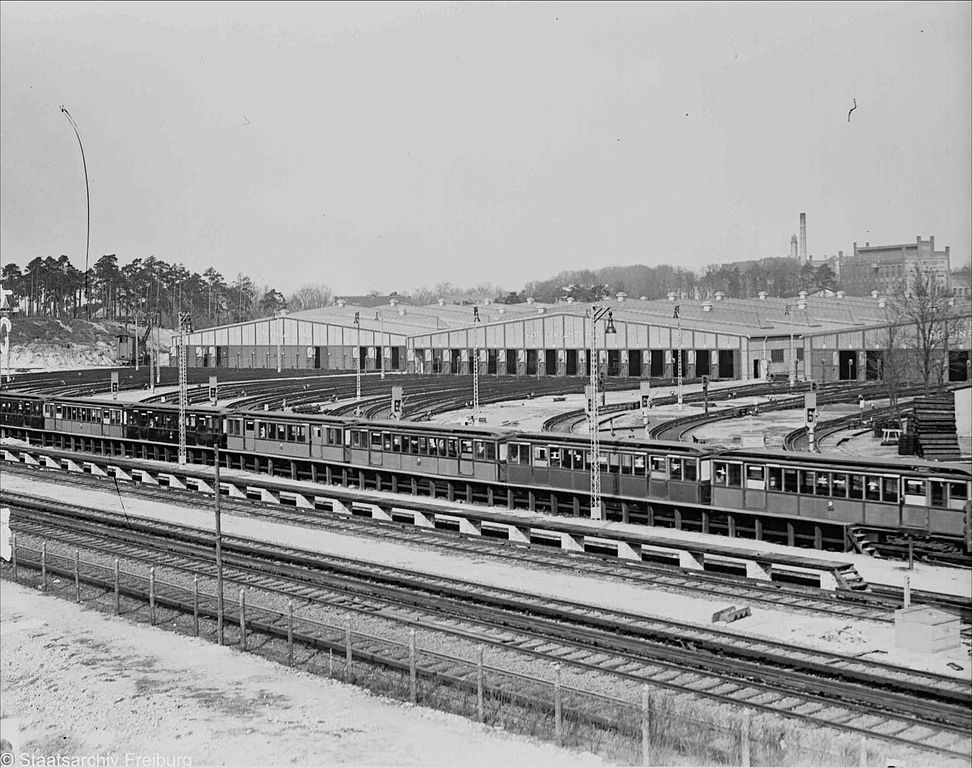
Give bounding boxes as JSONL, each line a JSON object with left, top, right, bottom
{"left": 4, "top": 536, "right": 934, "bottom": 767}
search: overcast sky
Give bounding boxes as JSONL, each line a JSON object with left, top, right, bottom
{"left": 1, "top": 1, "right": 969, "bottom": 295}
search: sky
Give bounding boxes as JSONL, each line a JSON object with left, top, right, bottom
{"left": 1, "top": 1, "right": 969, "bottom": 295}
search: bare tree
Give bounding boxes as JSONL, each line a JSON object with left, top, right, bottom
{"left": 888, "top": 262, "right": 957, "bottom": 395}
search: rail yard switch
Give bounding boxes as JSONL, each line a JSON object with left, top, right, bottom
{"left": 711, "top": 605, "right": 752, "bottom": 624}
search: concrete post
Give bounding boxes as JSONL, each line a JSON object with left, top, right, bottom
{"left": 41, "top": 541, "right": 47, "bottom": 591}
{"left": 149, "top": 567, "right": 156, "bottom": 624}
{"left": 740, "top": 711, "right": 751, "bottom": 767}
{"left": 114, "top": 558, "right": 120, "bottom": 614}
{"left": 239, "top": 587, "right": 247, "bottom": 651}
{"left": 477, "top": 645, "right": 485, "bottom": 723}
{"left": 904, "top": 575, "right": 911, "bottom": 608}
{"left": 345, "top": 616, "right": 352, "bottom": 680}
{"left": 409, "top": 628, "right": 417, "bottom": 704}
{"left": 11, "top": 532, "right": 17, "bottom": 579}
{"left": 74, "top": 549, "right": 81, "bottom": 603}
{"left": 288, "top": 601, "right": 294, "bottom": 667}
{"left": 641, "top": 685, "right": 651, "bottom": 767}
{"left": 553, "top": 663, "right": 563, "bottom": 746}
{"left": 193, "top": 576, "right": 199, "bottom": 637}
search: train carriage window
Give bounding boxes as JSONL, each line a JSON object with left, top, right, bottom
{"left": 620, "top": 453, "right": 633, "bottom": 475}
{"left": 419, "top": 436, "right": 428, "bottom": 454}
{"left": 882, "top": 477, "right": 899, "bottom": 503}
{"left": 461, "top": 439, "right": 473, "bottom": 457}
{"left": 498, "top": 443, "right": 508, "bottom": 461}
{"left": 633, "top": 454, "right": 646, "bottom": 477}
{"left": 849, "top": 475, "right": 864, "bottom": 500}
{"left": 410, "top": 436, "right": 419, "bottom": 454}
{"left": 370, "top": 431, "right": 382, "bottom": 449}
{"left": 650, "top": 456, "right": 667, "bottom": 480}
{"left": 950, "top": 481, "right": 968, "bottom": 501}
{"left": 350, "top": 430, "right": 361, "bottom": 448}
{"left": 904, "top": 479, "right": 925, "bottom": 498}
{"left": 297, "top": 425, "right": 306, "bottom": 442}
{"left": 486, "top": 442, "right": 496, "bottom": 461}
{"left": 475, "top": 440, "right": 486, "bottom": 460}
{"left": 245, "top": 419, "right": 254, "bottom": 432}
{"left": 543, "top": 444, "right": 556, "bottom": 466}
{"left": 314, "top": 426, "right": 322, "bottom": 440}
{"left": 44, "top": 404, "right": 54, "bottom": 418}
{"left": 383, "top": 432, "right": 392, "bottom": 451}
{"left": 799, "top": 471, "right": 815, "bottom": 495}
{"left": 815, "top": 472, "right": 831, "bottom": 496}
{"left": 534, "top": 446, "right": 548, "bottom": 467}
{"left": 683, "top": 459, "right": 698, "bottom": 482}
{"left": 259, "top": 422, "right": 268, "bottom": 439}
{"left": 447, "top": 439, "right": 457, "bottom": 458}
{"left": 608, "top": 453, "right": 620, "bottom": 474}
{"left": 669, "top": 458, "right": 683, "bottom": 481}
{"left": 865, "top": 476, "right": 881, "bottom": 501}
{"left": 930, "top": 481, "right": 947, "bottom": 508}
{"left": 391, "top": 434, "right": 402, "bottom": 452}
{"left": 832, "top": 473, "right": 848, "bottom": 498}
{"left": 598, "top": 453, "right": 609, "bottom": 473}
{"left": 768, "top": 467, "right": 782, "bottom": 491}
{"left": 285, "top": 425, "right": 294, "bottom": 442}
{"left": 56, "top": 405, "right": 63, "bottom": 419}
{"left": 103, "top": 410, "right": 111, "bottom": 425}
{"left": 746, "top": 466, "right": 764, "bottom": 482}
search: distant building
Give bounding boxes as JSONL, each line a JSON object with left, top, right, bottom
{"left": 952, "top": 268, "right": 971, "bottom": 299}
{"left": 840, "top": 236, "right": 951, "bottom": 296}
{"left": 333, "top": 293, "right": 409, "bottom": 308}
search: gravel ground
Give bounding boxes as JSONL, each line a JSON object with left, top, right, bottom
{"left": 0, "top": 579, "right": 614, "bottom": 768}
{"left": 8, "top": 530, "right": 959, "bottom": 768}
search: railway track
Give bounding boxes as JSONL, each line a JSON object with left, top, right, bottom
{"left": 7, "top": 494, "right": 970, "bottom": 761}
{"left": 10, "top": 461, "right": 969, "bottom": 630}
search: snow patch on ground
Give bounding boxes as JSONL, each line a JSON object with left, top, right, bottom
{"left": 0, "top": 580, "right": 605, "bottom": 768}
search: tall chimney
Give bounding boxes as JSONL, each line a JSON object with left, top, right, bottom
{"left": 799, "top": 213, "right": 807, "bottom": 263}
{"left": 790, "top": 235, "right": 798, "bottom": 260}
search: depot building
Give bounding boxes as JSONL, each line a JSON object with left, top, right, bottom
{"left": 171, "top": 292, "right": 972, "bottom": 383}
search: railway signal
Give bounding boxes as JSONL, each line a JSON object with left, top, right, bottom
{"left": 391, "top": 386, "right": 403, "bottom": 419}
{"left": 209, "top": 376, "right": 218, "bottom": 406}
{"left": 110, "top": 371, "right": 119, "bottom": 400}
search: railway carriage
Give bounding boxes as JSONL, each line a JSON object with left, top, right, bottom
{"left": 714, "top": 449, "right": 972, "bottom": 539}
{"left": 0, "top": 392, "right": 45, "bottom": 431}
{"left": 506, "top": 433, "right": 713, "bottom": 505}
{"left": 41, "top": 397, "right": 126, "bottom": 439}
{"left": 125, "top": 402, "right": 224, "bottom": 447}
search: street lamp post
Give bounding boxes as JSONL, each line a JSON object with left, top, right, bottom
{"left": 587, "top": 305, "right": 616, "bottom": 521}
{"left": 60, "top": 107, "right": 91, "bottom": 320}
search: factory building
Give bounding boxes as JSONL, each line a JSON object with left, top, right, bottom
{"left": 172, "top": 293, "right": 972, "bottom": 384}
{"left": 840, "top": 236, "right": 952, "bottom": 296}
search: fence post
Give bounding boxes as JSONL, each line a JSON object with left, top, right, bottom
{"left": 858, "top": 735, "right": 867, "bottom": 767}
{"left": 41, "top": 541, "right": 47, "bottom": 592}
{"left": 345, "top": 616, "right": 352, "bottom": 680}
{"left": 740, "top": 710, "right": 751, "bottom": 767}
{"left": 641, "top": 685, "right": 651, "bottom": 767}
{"left": 149, "top": 567, "right": 156, "bottom": 624}
{"left": 409, "top": 628, "right": 417, "bottom": 704}
{"left": 193, "top": 576, "right": 199, "bottom": 637}
{"left": 477, "top": 645, "right": 485, "bottom": 723}
{"left": 11, "top": 532, "right": 17, "bottom": 579}
{"left": 328, "top": 649, "right": 333, "bottom": 678}
{"left": 240, "top": 588, "right": 247, "bottom": 651}
{"left": 114, "top": 558, "right": 120, "bottom": 614}
{"left": 74, "top": 549, "right": 81, "bottom": 603}
{"left": 553, "top": 663, "right": 563, "bottom": 747}
{"left": 287, "top": 601, "right": 294, "bottom": 668}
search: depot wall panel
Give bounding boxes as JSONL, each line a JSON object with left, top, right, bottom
{"left": 838, "top": 331, "right": 864, "bottom": 349}
{"left": 717, "top": 334, "right": 740, "bottom": 349}
{"left": 508, "top": 323, "right": 524, "bottom": 347}
{"left": 696, "top": 331, "right": 716, "bottom": 348}
{"left": 649, "top": 326, "right": 670, "bottom": 348}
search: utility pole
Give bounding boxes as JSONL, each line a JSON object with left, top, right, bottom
{"left": 377, "top": 312, "right": 385, "bottom": 381}
{"left": 354, "top": 311, "right": 361, "bottom": 416}
{"left": 674, "top": 302, "right": 683, "bottom": 409}
{"left": 214, "top": 441, "right": 225, "bottom": 645}
{"left": 178, "top": 312, "right": 190, "bottom": 465}
{"left": 785, "top": 304, "right": 795, "bottom": 387}
{"left": 587, "top": 305, "right": 615, "bottom": 521}
{"left": 472, "top": 306, "right": 481, "bottom": 422}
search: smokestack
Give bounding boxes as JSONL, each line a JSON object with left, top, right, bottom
{"left": 799, "top": 213, "right": 807, "bottom": 263}
{"left": 790, "top": 235, "right": 798, "bottom": 260}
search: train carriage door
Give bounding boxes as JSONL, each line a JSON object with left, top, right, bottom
{"left": 901, "top": 476, "right": 927, "bottom": 530}
{"left": 369, "top": 430, "right": 383, "bottom": 466}
{"left": 458, "top": 438, "right": 474, "bottom": 476}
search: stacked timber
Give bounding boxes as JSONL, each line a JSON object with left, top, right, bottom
{"left": 910, "top": 393, "right": 961, "bottom": 461}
